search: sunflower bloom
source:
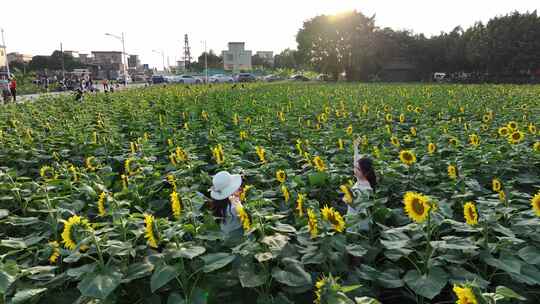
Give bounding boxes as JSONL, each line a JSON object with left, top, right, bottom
{"left": 314, "top": 276, "right": 326, "bottom": 304}
{"left": 399, "top": 150, "right": 416, "bottom": 166}
{"left": 85, "top": 156, "right": 97, "bottom": 171}
{"left": 236, "top": 204, "right": 251, "bottom": 231}
{"left": 281, "top": 185, "right": 290, "bottom": 202}
{"left": 296, "top": 193, "right": 305, "bottom": 217}
{"left": 49, "top": 241, "right": 60, "bottom": 264}
{"left": 61, "top": 215, "right": 91, "bottom": 250}
{"left": 239, "top": 131, "right": 248, "bottom": 140}
{"left": 399, "top": 113, "right": 405, "bottom": 123}
{"left": 531, "top": 192, "right": 540, "bottom": 217}
{"left": 498, "top": 190, "right": 506, "bottom": 202}
{"left": 167, "top": 174, "right": 177, "bottom": 192}
{"left": 463, "top": 202, "right": 478, "bottom": 225}
{"left": 255, "top": 146, "right": 266, "bottom": 163}
{"left": 276, "top": 170, "right": 286, "bottom": 183}
{"left": 390, "top": 136, "right": 400, "bottom": 147}
{"left": 507, "top": 121, "right": 518, "bottom": 131}
{"left": 453, "top": 285, "right": 478, "bottom": 304}
{"left": 410, "top": 127, "right": 417, "bottom": 136}
{"left": 313, "top": 156, "right": 326, "bottom": 172}
{"left": 321, "top": 205, "right": 345, "bottom": 232}
{"left": 346, "top": 125, "right": 353, "bottom": 135}
{"left": 337, "top": 138, "right": 344, "bottom": 150}
{"left": 498, "top": 127, "right": 509, "bottom": 137}
{"left": 212, "top": 144, "right": 224, "bottom": 164}
{"left": 385, "top": 113, "right": 393, "bottom": 122}
{"left": 68, "top": 165, "right": 78, "bottom": 182}
{"left": 40, "top": 166, "right": 57, "bottom": 181}
{"left": 492, "top": 178, "right": 502, "bottom": 192}
{"left": 340, "top": 185, "right": 353, "bottom": 205}
{"left": 448, "top": 165, "right": 458, "bottom": 179}
{"left": 144, "top": 214, "right": 158, "bottom": 248}
{"left": 97, "top": 192, "right": 107, "bottom": 217}
{"left": 403, "top": 192, "right": 431, "bottom": 223}
{"left": 307, "top": 208, "right": 319, "bottom": 238}
{"left": 175, "top": 147, "right": 188, "bottom": 161}
{"left": 508, "top": 131, "right": 525, "bottom": 144}
{"left": 240, "top": 185, "right": 253, "bottom": 202}
{"left": 534, "top": 142, "right": 540, "bottom": 152}
{"left": 428, "top": 143, "right": 436, "bottom": 154}
{"left": 469, "top": 134, "right": 480, "bottom": 147}
{"left": 170, "top": 191, "right": 182, "bottom": 219}
{"left": 528, "top": 123, "right": 536, "bottom": 135}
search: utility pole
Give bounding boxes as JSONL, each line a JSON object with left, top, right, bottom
{"left": 60, "top": 42, "right": 65, "bottom": 80}
{"left": 105, "top": 32, "right": 128, "bottom": 85}
{"left": 183, "top": 34, "right": 192, "bottom": 71}
{"left": 1, "top": 28, "right": 10, "bottom": 76}
{"left": 152, "top": 50, "right": 165, "bottom": 72}
{"left": 201, "top": 40, "right": 208, "bottom": 83}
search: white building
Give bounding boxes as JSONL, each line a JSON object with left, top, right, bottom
{"left": 256, "top": 51, "right": 274, "bottom": 66}
{"left": 222, "top": 42, "right": 252, "bottom": 72}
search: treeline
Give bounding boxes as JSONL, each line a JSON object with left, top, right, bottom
{"left": 276, "top": 10, "right": 540, "bottom": 82}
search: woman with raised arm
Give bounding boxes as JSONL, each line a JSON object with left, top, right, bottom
{"left": 346, "top": 138, "right": 377, "bottom": 215}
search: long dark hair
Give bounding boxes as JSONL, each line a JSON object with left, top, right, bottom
{"left": 209, "top": 198, "right": 230, "bottom": 224}
{"left": 358, "top": 157, "right": 377, "bottom": 191}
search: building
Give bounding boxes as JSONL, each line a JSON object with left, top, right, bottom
{"left": 380, "top": 59, "right": 418, "bottom": 82}
{"left": 0, "top": 45, "right": 6, "bottom": 71}
{"left": 128, "top": 55, "right": 141, "bottom": 69}
{"left": 7, "top": 52, "right": 33, "bottom": 63}
{"left": 222, "top": 42, "right": 252, "bottom": 72}
{"left": 176, "top": 61, "right": 186, "bottom": 72}
{"left": 91, "top": 51, "right": 126, "bottom": 80}
{"left": 64, "top": 51, "right": 79, "bottom": 59}
{"left": 256, "top": 51, "right": 274, "bottom": 66}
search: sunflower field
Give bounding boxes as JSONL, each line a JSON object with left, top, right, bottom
{"left": 0, "top": 83, "right": 539, "bottom": 304}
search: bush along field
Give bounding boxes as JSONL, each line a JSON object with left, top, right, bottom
{"left": 0, "top": 83, "right": 539, "bottom": 304}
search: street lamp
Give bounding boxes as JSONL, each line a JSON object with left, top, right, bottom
{"left": 201, "top": 40, "right": 208, "bottom": 83}
{"left": 152, "top": 50, "right": 166, "bottom": 72}
{"left": 105, "top": 32, "right": 127, "bottom": 85}
{"left": 1, "top": 28, "right": 10, "bottom": 77}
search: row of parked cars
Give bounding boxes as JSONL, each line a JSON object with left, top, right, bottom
{"left": 151, "top": 73, "right": 315, "bottom": 85}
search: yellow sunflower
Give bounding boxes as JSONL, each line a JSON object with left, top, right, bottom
{"left": 276, "top": 170, "right": 286, "bottom": 183}
{"left": 385, "top": 113, "right": 393, "bottom": 122}
{"left": 296, "top": 193, "right": 305, "bottom": 217}
{"left": 399, "top": 150, "right": 416, "bottom": 166}
{"left": 255, "top": 146, "right": 266, "bottom": 163}
{"left": 468, "top": 134, "right": 480, "bottom": 147}
{"left": 463, "top": 202, "right": 478, "bottom": 225}
{"left": 528, "top": 123, "right": 536, "bottom": 134}
{"left": 399, "top": 113, "right": 405, "bottom": 123}
{"left": 49, "top": 241, "right": 60, "bottom": 264}
{"left": 390, "top": 136, "right": 400, "bottom": 147}
{"left": 337, "top": 138, "right": 344, "bottom": 150}
{"left": 170, "top": 191, "right": 182, "bottom": 219}
{"left": 498, "top": 127, "right": 509, "bottom": 137}
{"left": 307, "top": 208, "right": 319, "bottom": 238}
{"left": 281, "top": 185, "right": 290, "bottom": 202}
{"left": 410, "top": 127, "right": 417, "bottom": 136}
{"left": 321, "top": 205, "right": 345, "bottom": 232}
{"left": 340, "top": 185, "right": 353, "bottom": 204}
{"left": 144, "top": 214, "right": 159, "bottom": 248}
{"left": 235, "top": 205, "right": 251, "bottom": 231}
{"left": 507, "top": 121, "right": 518, "bottom": 131}
{"left": 531, "top": 192, "right": 540, "bottom": 217}
{"left": 403, "top": 192, "right": 431, "bottom": 223}
{"left": 97, "top": 192, "right": 107, "bottom": 217}
{"left": 492, "top": 178, "right": 502, "bottom": 192}
{"left": 449, "top": 137, "right": 459, "bottom": 146}
{"left": 498, "top": 190, "right": 506, "bottom": 202}
{"left": 346, "top": 125, "right": 353, "bottom": 135}
{"left": 61, "top": 215, "right": 91, "bottom": 250}
{"left": 534, "top": 142, "right": 540, "bottom": 152}
{"left": 508, "top": 131, "right": 525, "bottom": 144}
{"left": 85, "top": 156, "right": 97, "bottom": 171}
{"left": 448, "top": 165, "right": 458, "bottom": 179}
{"left": 428, "top": 143, "right": 437, "bottom": 154}
{"left": 40, "top": 166, "right": 57, "bottom": 181}
{"left": 407, "top": 105, "right": 414, "bottom": 112}
{"left": 482, "top": 114, "right": 491, "bottom": 123}
{"left": 453, "top": 285, "right": 478, "bottom": 304}
{"left": 313, "top": 156, "right": 326, "bottom": 172}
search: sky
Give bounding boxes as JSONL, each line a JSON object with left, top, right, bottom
{"left": 1, "top": 0, "right": 539, "bottom": 69}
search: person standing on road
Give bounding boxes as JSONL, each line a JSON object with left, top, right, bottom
{"left": 9, "top": 78, "right": 17, "bottom": 102}
{"left": 0, "top": 76, "right": 11, "bottom": 104}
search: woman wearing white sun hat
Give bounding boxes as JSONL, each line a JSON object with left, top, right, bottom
{"left": 209, "top": 171, "right": 244, "bottom": 235}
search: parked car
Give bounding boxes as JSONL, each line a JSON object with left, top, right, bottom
{"left": 263, "top": 74, "right": 282, "bottom": 82}
{"left": 290, "top": 74, "right": 310, "bottom": 81}
{"left": 151, "top": 75, "right": 168, "bottom": 84}
{"left": 209, "top": 74, "right": 234, "bottom": 83}
{"left": 116, "top": 76, "right": 132, "bottom": 84}
{"left": 174, "top": 75, "right": 201, "bottom": 84}
{"left": 236, "top": 73, "right": 256, "bottom": 83}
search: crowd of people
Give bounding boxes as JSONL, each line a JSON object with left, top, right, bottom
{"left": 0, "top": 76, "right": 17, "bottom": 103}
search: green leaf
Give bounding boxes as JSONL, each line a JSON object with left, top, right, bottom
{"left": 261, "top": 234, "right": 289, "bottom": 254}
{"left": 78, "top": 267, "right": 122, "bottom": 299}
{"left": 308, "top": 172, "right": 328, "bottom": 186}
{"left": 355, "top": 297, "right": 381, "bottom": 304}
{"left": 0, "top": 270, "right": 16, "bottom": 294}
{"left": 238, "top": 260, "right": 266, "bottom": 288}
{"left": 483, "top": 256, "right": 521, "bottom": 274}
{"left": 403, "top": 267, "right": 448, "bottom": 300}
{"left": 151, "top": 263, "right": 181, "bottom": 292}
{"left": 123, "top": 262, "right": 154, "bottom": 283}
{"left": 171, "top": 244, "right": 206, "bottom": 259}
{"left": 0, "top": 209, "right": 9, "bottom": 219}
{"left": 167, "top": 292, "right": 186, "bottom": 304}
{"left": 495, "top": 286, "right": 526, "bottom": 301}
{"left": 346, "top": 244, "right": 367, "bottom": 257}
{"left": 518, "top": 246, "right": 540, "bottom": 265}
{"left": 201, "top": 253, "right": 236, "bottom": 273}
{"left": 10, "top": 288, "right": 47, "bottom": 304}
{"left": 271, "top": 258, "right": 312, "bottom": 287}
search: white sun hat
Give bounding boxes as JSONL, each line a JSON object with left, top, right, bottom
{"left": 210, "top": 171, "right": 242, "bottom": 200}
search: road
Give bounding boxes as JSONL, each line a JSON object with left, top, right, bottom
{"left": 13, "top": 83, "right": 147, "bottom": 103}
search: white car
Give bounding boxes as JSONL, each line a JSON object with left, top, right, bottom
{"left": 173, "top": 75, "right": 201, "bottom": 84}
{"left": 209, "top": 74, "right": 234, "bottom": 83}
